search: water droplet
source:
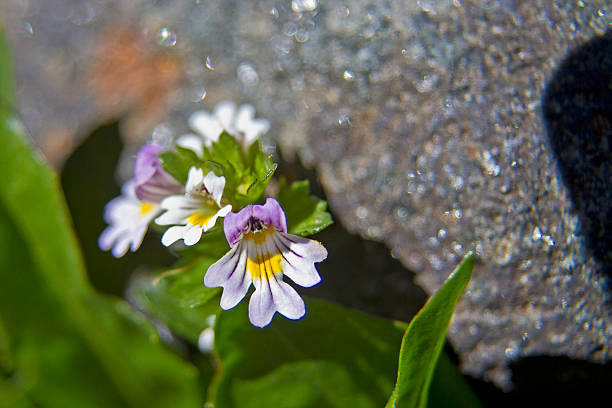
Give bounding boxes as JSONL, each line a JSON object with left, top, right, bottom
{"left": 343, "top": 69, "right": 355, "bottom": 81}
{"left": 205, "top": 56, "right": 215, "bottom": 71}
{"left": 283, "top": 21, "right": 298, "bottom": 37}
{"left": 157, "top": 27, "right": 177, "bottom": 47}
{"left": 269, "top": 7, "right": 279, "bottom": 18}
{"left": 355, "top": 206, "right": 369, "bottom": 219}
{"left": 504, "top": 347, "right": 518, "bottom": 359}
{"left": 151, "top": 123, "right": 173, "bottom": 146}
{"left": 532, "top": 226, "right": 543, "bottom": 241}
{"left": 237, "top": 62, "right": 259, "bottom": 86}
{"left": 481, "top": 150, "right": 501, "bottom": 176}
{"left": 418, "top": 0, "right": 437, "bottom": 14}
{"left": 292, "top": 0, "right": 318, "bottom": 12}
{"left": 415, "top": 73, "right": 439, "bottom": 93}
{"left": 367, "top": 226, "right": 383, "bottom": 239}
{"left": 18, "top": 21, "right": 34, "bottom": 37}
{"left": 192, "top": 88, "right": 207, "bottom": 103}
{"left": 437, "top": 229, "right": 447, "bottom": 240}
{"left": 294, "top": 28, "right": 310, "bottom": 43}
{"left": 597, "top": 9, "right": 606, "bottom": 17}
{"left": 395, "top": 207, "right": 409, "bottom": 219}
{"left": 337, "top": 113, "right": 352, "bottom": 127}
{"left": 453, "top": 208, "right": 463, "bottom": 219}
{"left": 583, "top": 322, "right": 592, "bottom": 331}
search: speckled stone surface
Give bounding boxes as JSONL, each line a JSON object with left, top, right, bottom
{"left": 2, "top": 0, "right": 610, "bottom": 389}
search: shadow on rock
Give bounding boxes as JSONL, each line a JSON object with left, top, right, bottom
{"left": 543, "top": 30, "right": 612, "bottom": 276}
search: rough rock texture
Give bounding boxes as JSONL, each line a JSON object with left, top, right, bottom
{"left": 2, "top": 0, "right": 610, "bottom": 388}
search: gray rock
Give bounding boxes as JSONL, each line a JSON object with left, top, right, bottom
{"left": 3, "top": 0, "right": 610, "bottom": 389}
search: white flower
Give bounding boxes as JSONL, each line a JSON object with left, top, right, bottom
{"left": 204, "top": 198, "right": 327, "bottom": 328}
{"left": 176, "top": 101, "right": 270, "bottom": 154}
{"left": 155, "top": 167, "right": 232, "bottom": 246}
{"left": 98, "top": 180, "right": 161, "bottom": 257}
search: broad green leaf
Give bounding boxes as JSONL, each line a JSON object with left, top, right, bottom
{"left": 211, "top": 298, "right": 405, "bottom": 408}
{"left": 0, "top": 35, "right": 202, "bottom": 406}
{"left": 276, "top": 179, "right": 333, "bottom": 236}
{"left": 232, "top": 361, "right": 373, "bottom": 408}
{"left": 385, "top": 253, "right": 477, "bottom": 408}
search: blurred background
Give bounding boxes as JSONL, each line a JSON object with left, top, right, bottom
{"left": 1, "top": 0, "right": 611, "bottom": 405}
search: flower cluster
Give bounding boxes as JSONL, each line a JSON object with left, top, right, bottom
{"left": 100, "top": 101, "right": 329, "bottom": 328}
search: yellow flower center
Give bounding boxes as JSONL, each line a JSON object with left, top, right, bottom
{"left": 187, "top": 212, "right": 214, "bottom": 227}
{"left": 244, "top": 228, "right": 283, "bottom": 280}
{"left": 139, "top": 202, "right": 156, "bottom": 215}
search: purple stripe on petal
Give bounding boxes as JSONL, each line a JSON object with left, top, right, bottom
{"left": 252, "top": 198, "right": 287, "bottom": 233}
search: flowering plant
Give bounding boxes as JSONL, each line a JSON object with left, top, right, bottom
{"left": 1, "top": 35, "right": 480, "bottom": 408}
{"left": 100, "top": 104, "right": 333, "bottom": 328}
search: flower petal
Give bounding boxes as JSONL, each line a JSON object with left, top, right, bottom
{"left": 204, "top": 245, "right": 241, "bottom": 286}
{"left": 235, "top": 104, "right": 254, "bottom": 129}
{"left": 203, "top": 171, "right": 226, "bottom": 206}
{"left": 274, "top": 233, "right": 326, "bottom": 287}
{"left": 98, "top": 225, "right": 122, "bottom": 251}
{"left": 214, "top": 101, "right": 236, "bottom": 130}
{"left": 189, "top": 110, "right": 222, "bottom": 142}
{"left": 186, "top": 167, "right": 204, "bottom": 193}
{"left": 223, "top": 207, "right": 253, "bottom": 246}
{"left": 161, "top": 225, "right": 187, "bottom": 246}
{"left": 268, "top": 277, "right": 306, "bottom": 321}
{"left": 248, "top": 277, "right": 276, "bottom": 328}
{"left": 205, "top": 244, "right": 252, "bottom": 309}
{"left": 111, "top": 237, "right": 131, "bottom": 258}
{"left": 183, "top": 225, "right": 203, "bottom": 246}
{"left": 252, "top": 198, "right": 287, "bottom": 233}
{"left": 176, "top": 133, "right": 205, "bottom": 154}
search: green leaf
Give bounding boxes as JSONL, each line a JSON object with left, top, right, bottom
{"left": 232, "top": 361, "right": 373, "bottom": 408}
{"left": 0, "top": 33, "right": 202, "bottom": 407}
{"left": 232, "top": 140, "right": 277, "bottom": 208}
{"left": 134, "top": 274, "right": 220, "bottom": 344}
{"left": 385, "top": 253, "right": 477, "bottom": 408}
{"left": 160, "top": 145, "right": 206, "bottom": 184}
{"left": 276, "top": 179, "right": 333, "bottom": 236}
{"left": 156, "top": 229, "right": 228, "bottom": 309}
{"left": 211, "top": 298, "right": 405, "bottom": 408}
{"left": 210, "top": 131, "right": 246, "bottom": 175}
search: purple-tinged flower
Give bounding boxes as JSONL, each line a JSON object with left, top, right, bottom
{"left": 99, "top": 180, "right": 161, "bottom": 258}
{"left": 176, "top": 101, "right": 270, "bottom": 155}
{"left": 155, "top": 167, "right": 232, "bottom": 246}
{"left": 133, "top": 144, "right": 183, "bottom": 203}
{"left": 204, "top": 198, "right": 327, "bottom": 328}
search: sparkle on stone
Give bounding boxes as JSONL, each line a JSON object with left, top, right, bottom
{"left": 157, "top": 27, "right": 177, "bottom": 47}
